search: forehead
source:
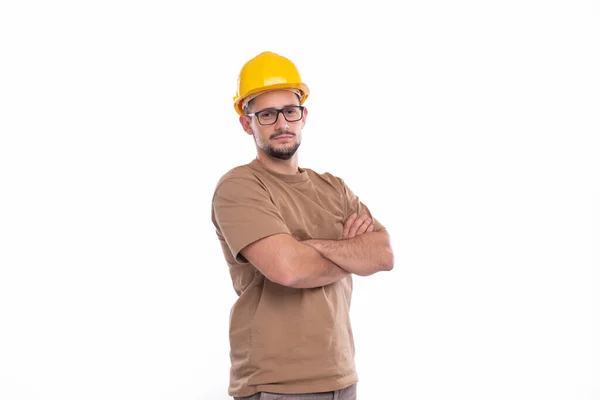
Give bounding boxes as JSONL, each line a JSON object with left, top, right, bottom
{"left": 252, "top": 90, "right": 300, "bottom": 110}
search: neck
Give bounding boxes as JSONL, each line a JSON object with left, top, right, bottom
{"left": 255, "top": 152, "right": 299, "bottom": 175}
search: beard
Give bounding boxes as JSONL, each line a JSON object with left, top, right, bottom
{"left": 256, "top": 130, "right": 301, "bottom": 160}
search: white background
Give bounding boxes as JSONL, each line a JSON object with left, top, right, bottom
{"left": 0, "top": 1, "right": 598, "bottom": 399}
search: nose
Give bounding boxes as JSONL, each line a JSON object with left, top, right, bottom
{"left": 273, "top": 110, "right": 288, "bottom": 130}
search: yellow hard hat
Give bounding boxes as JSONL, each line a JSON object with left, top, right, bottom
{"left": 233, "top": 51, "right": 310, "bottom": 115}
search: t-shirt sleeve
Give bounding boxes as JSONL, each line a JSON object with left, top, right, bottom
{"left": 340, "top": 178, "right": 386, "bottom": 231}
{"left": 212, "top": 177, "right": 291, "bottom": 263}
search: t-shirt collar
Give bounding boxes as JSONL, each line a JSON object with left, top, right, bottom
{"left": 249, "top": 159, "right": 309, "bottom": 183}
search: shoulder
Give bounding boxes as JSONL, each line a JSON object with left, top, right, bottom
{"left": 212, "top": 163, "right": 273, "bottom": 207}
{"left": 214, "top": 163, "right": 263, "bottom": 191}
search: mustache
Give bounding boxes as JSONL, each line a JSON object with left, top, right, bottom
{"left": 270, "top": 131, "right": 296, "bottom": 140}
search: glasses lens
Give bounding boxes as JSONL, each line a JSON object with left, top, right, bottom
{"left": 257, "top": 109, "right": 277, "bottom": 125}
{"left": 282, "top": 106, "right": 302, "bottom": 122}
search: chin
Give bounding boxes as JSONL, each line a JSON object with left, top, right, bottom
{"left": 268, "top": 144, "right": 300, "bottom": 160}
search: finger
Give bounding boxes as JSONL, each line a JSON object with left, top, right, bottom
{"left": 366, "top": 223, "right": 375, "bottom": 232}
{"left": 348, "top": 213, "right": 370, "bottom": 237}
{"left": 355, "top": 218, "right": 373, "bottom": 236}
{"left": 343, "top": 213, "right": 357, "bottom": 238}
{"left": 351, "top": 213, "right": 370, "bottom": 233}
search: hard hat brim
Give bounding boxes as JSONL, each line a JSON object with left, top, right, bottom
{"left": 233, "top": 82, "right": 309, "bottom": 116}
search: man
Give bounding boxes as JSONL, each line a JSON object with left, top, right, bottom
{"left": 211, "top": 51, "right": 394, "bottom": 400}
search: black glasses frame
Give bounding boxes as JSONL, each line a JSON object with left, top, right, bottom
{"left": 246, "top": 106, "right": 305, "bottom": 126}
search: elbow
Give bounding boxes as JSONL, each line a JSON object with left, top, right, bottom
{"left": 380, "top": 248, "right": 394, "bottom": 271}
{"left": 271, "top": 269, "right": 297, "bottom": 288}
{"left": 273, "top": 259, "right": 303, "bottom": 288}
{"left": 377, "top": 230, "right": 394, "bottom": 271}
{"left": 278, "top": 273, "right": 300, "bottom": 288}
{"left": 279, "top": 274, "right": 309, "bottom": 289}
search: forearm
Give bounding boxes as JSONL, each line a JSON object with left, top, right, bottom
{"left": 304, "top": 230, "right": 394, "bottom": 276}
{"left": 286, "top": 242, "right": 350, "bottom": 288}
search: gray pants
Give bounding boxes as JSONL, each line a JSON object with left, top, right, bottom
{"left": 234, "top": 383, "right": 357, "bottom": 400}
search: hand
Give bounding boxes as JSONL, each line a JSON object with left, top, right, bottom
{"left": 342, "top": 212, "right": 374, "bottom": 239}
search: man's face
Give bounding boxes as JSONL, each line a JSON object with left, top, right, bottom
{"left": 240, "top": 89, "right": 307, "bottom": 160}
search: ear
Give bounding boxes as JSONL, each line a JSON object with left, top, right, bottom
{"left": 301, "top": 106, "right": 308, "bottom": 129}
{"left": 239, "top": 115, "right": 254, "bottom": 136}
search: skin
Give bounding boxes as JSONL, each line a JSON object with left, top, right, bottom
{"left": 239, "top": 89, "right": 307, "bottom": 175}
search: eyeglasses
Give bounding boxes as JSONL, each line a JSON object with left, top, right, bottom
{"left": 246, "top": 106, "right": 304, "bottom": 126}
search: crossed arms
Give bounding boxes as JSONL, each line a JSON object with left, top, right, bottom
{"left": 240, "top": 212, "right": 394, "bottom": 289}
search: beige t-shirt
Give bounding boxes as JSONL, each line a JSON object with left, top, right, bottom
{"left": 211, "top": 159, "right": 384, "bottom": 397}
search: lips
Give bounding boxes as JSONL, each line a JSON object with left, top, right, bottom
{"left": 272, "top": 135, "right": 294, "bottom": 140}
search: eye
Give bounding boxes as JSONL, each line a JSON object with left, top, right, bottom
{"left": 259, "top": 110, "right": 274, "bottom": 119}
{"left": 284, "top": 107, "right": 299, "bottom": 116}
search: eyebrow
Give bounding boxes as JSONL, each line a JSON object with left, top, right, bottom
{"left": 254, "top": 104, "right": 300, "bottom": 113}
